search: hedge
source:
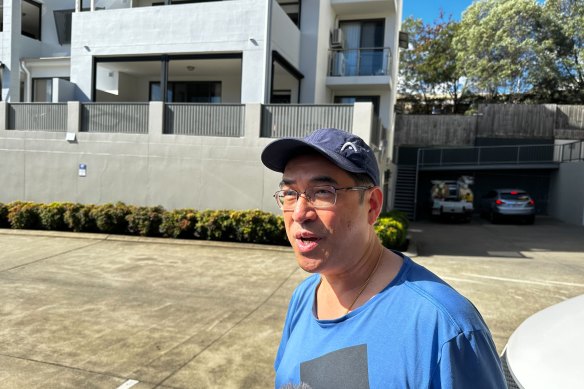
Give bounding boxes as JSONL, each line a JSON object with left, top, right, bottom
{"left": 0, "top": 201, "right": 408, "bottom": 249}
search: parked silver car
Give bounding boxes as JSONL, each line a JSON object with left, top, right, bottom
{"left": 479, "top": 189, "right": 536, "bottom": 224}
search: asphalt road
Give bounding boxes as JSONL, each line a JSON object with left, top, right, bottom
{"left": 0, "top": 215, "right": 583, "bottom": 388}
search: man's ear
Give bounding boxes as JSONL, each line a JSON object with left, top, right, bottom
{"left": 367, "top": 187, "right": 383, "bottom": 225}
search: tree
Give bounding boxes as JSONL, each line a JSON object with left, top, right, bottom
{"left": 533, "top": 0, "right": 584, "bottom": 102}
{"left": 398, "top": 15, "right": 464, "bottom": 112}
{"left": 416, "top": 15, "right": 464, "bottom": 111}
{"left": 398, "top": 17, "right": 434, "bottom": 108}
{"left": 453, "top": 0, "right": 551, "bottom": 99}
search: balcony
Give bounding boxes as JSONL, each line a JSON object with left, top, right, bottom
{"left": 76, "top": 0, "right": 225, "bottom": 12}
{"left": 331, "top": 0, "right": 397, "bottom": 16}
{"left": 327, "top": 47, "right": 393, "bottom": 90}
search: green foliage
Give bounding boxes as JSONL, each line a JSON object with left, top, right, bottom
{"left": 0, "top": 203, "right": 9, "bottom": 228}
{"left": 126, "top": 206, "right": 165, "bottom": 237}
{"left": 64, "top": 203, "right": 97, "bottom": 232}
{"left": 90, "top": 202, "right": 130, "bottom": 234}
{"left": 7, "top": 201, "right": 41, "bottom": 230}
{"left": 399, "top": 15, "right": 465, "bottom": 113}
{"left": 400, "top": 0, "right": 584, "bottom": 105}
{"left": 379, "top": 210, "right": 410, "bottom": 230}
{"left": 0, "top": 201, "right": 410, "bottom": 250}
{"left": 453, "top": 0, "right": 551, "bottom": 97}
{"left": 532, "top": 0, "right": 584, "bottom": 102}
{"left": 159, "top": 209, "right": 199, "bottom": 239}
{"left": 375, "top": 216, "right": 408, "bottom": 251}
{"left": 38, "top": 202, "right": 69, "bottom": 231}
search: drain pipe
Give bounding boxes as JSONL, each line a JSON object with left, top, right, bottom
{"left": 20, "top": 59, "right": 32, "bottom": 102}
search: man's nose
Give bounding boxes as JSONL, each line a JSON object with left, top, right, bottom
{"left": 292, "top": 194, "right": 316, "bottom": 223}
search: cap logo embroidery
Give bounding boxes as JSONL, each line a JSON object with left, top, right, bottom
{"left": 341, "top": 141, "right": 359, "bottom": 152}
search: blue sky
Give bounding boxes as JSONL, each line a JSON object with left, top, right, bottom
{"left": 402, "top": 0, "right": 474, "bottom": 24}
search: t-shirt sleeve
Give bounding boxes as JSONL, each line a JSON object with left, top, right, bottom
{"left": 431, "top": 330, "right": 507, "bottom": 389}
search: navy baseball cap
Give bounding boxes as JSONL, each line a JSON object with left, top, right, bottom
{"left": 261, "top": 128, "right": 380, "bottom": 186}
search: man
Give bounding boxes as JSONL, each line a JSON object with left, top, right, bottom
{"left": 261, "top": 128, "right": 507, "bottom": 389}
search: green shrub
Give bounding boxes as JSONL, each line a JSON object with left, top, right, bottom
{"left": 0, "top": 203, "right": 9, "bottom": 228}
{"left": 159, "top": 209, "right": 199, "bottom": 239}
{"left": 195, "top": 210, "right": 235, "bottom": 241}
{"left": 126, "top": 205, "right": 165, "bottom": 237}
{"left": 230, "top": 209, "right": 288, "bottom": 245}
{"left": 38, "top": 202, "right": 69, "bottom": 231}
{"left": 2, "top": 200, "right": 289, "bottom": 246}
{"left": 7, "top": 201, "right": 41, "bottom": 230}
{"left": 375, "top": 216, "right": 408, "bottom": 250}
{"left": 64, "top": 203, "right": 97, "bottom": 232}
{"left": 90, "top": 202, "right": 130, "bottom": 234}
{"left": 379, "top": 210, "right": 410, "bottom": 230}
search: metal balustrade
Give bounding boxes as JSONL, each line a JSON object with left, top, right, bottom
{"left": 8, "top": 103, "right": 67, "bottom": 132}
{"left": 81, "top": 103, "right": 149, "bottom": 134}
{"left": 328, "top": 47, "right": 392, "bottom": 77}
{"left": 417, "top": 144, "right": 572, "bottom": 168}
{"left": 261, "top": 104, "right": 353, "bottom": 138}
{"left": 165, "top": 104, "right": 245, "bottom": 137}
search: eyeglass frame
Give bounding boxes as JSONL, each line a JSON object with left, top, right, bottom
{"left": 273, "top": 185, "right": 374, "bottom": 210}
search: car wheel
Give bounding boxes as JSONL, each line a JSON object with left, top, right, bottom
{"left": 524, "top": 215, "right": 535, "bottom": 225}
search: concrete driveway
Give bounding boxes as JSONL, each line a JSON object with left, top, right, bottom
{"left": 1, "top": 216, "right": 583, "bottom": 388}
{"left": 409, "top": 216, "right": 584, "bottom": 353}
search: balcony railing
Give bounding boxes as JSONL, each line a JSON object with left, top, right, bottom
{"left": 261, "top": 104, "right": 353, "bottom": 138}
{"left": 81, "top": 103, "right": 149, "bottom": 134}
{"left": 418, "top": 144, "right": 569, "bottom": 168}
{"left": 3, "top": 102, "right": 362, "bottom": 140}
{"left": 165, "top": 104, "right": 245, "bottom": 137}
{"left": 75, "top": 0, "right": 222, "bottom": 12}
{"left": 328, "top": 47, "right": 392, "bottom": 77}
{"left": 8, "top": 103, "right": 67, "bottom": 132}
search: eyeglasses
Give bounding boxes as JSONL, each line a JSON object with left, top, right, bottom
{"left": 274, "top": 185, "right": 373, "bottom": 210}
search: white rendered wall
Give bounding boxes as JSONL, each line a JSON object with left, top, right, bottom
{"left": 270, "top": 0, "right": 301, "bottom": 67}
{"left": 70, "top": 1, "right": 269, "bottom": 102}
{"left": 548, "top": 161, "right": 584, "bottom": 226}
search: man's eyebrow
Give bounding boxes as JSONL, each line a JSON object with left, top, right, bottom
{"left": 280, "top": 176, "right": 338, "bottom": 187}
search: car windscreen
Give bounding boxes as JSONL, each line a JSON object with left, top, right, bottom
{"left": 500, "top": 192, "right": 529, "bottom": 201}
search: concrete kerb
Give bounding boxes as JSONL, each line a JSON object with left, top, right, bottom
{"left": 0, "top": 228, "right": 415, "bottom": 256}
{"left": 0, "top": 228, "right": 294, "bottom": 253}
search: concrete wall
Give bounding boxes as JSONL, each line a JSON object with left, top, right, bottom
{"left": 0, "top": 103, "right": 281, "bottom": 213}
{"left": 0, "top": 102, "right": 377, "bottom": 213}
{"left": 548, "top": 161, "right": 584, "bottom": 226}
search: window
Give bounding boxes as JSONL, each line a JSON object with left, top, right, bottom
{"left": 32, "top": 77, "right": 70, "bottom": 102}
{"left": 22, "top": 0, "right": 42, "bottom": 41}
{"left": 150, "top": 81, "right": 221, "bottom": 103}
{"left": 33, "top": 78, "right": 53, "bottom": 102}
{"left": 272, "top": 90, "right": 292, "bottom": 104}
{"left": 339, "top": 20, "right": 385, "bottom": 76}
{"left": 54, "top": 10, "right": 73, "bottom": 45}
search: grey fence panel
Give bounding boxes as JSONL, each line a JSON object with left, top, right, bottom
{"left": 262, "top": 105, "right": 353, "bottom": 138}
{"left": 394, "top": 114, "right": 476, "bottom": 146}
{"left": 556, "top": 105, "right": 584, "bottom": 130}
{"left": 8, "top": 103, "right": 67, "bottom": 131}
{"left": 165, "top": 104, "right": 244, "bottom": 137}
{"left": 81, "top": 103, "right": 149, "bottom": 134}
{"left": 477, "top": 104, "right": 556, "bottom": 138}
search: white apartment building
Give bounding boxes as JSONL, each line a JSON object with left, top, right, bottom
{"left": 0, "top": 0, "right": 402, "bottom": 211}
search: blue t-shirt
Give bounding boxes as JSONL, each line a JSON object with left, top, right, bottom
{"left": 274, "top": 253, "right": 507, "bottom": 389}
